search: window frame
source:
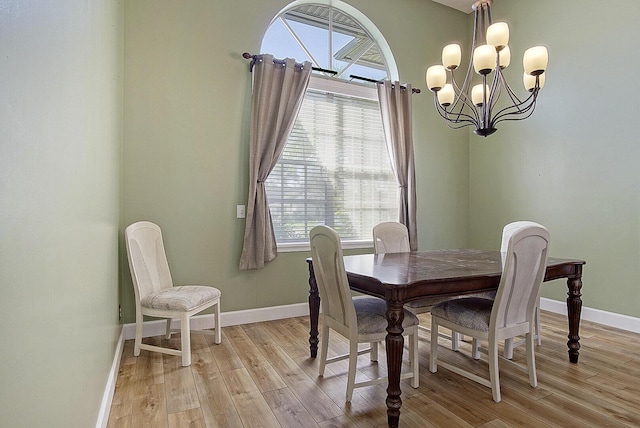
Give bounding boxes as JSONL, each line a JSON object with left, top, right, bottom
{"left": 261, "top": 1, "right": 400, "bottom": 252}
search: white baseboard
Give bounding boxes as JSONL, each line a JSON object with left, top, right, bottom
{"left": 100, "top": 298, "right": 639, "bottom": 426}
{"left": 96, "top": 327, "right": 124, "bottom": 428}
{"left": 121, "top": 301, "right": 310, "bottom": 341}
{"left": 540, "top": 297, "right": 640, "bottom": 334}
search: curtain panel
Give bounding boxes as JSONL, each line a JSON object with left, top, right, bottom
{"left": 239, "top": 55, "right": 312, "bottom": 270}
{"left": 377, "top": 81, "right": 418, "bottom": 250}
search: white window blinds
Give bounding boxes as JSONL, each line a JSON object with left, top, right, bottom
{"left": 265, "top": 86, "right": 398, "bottom": 244}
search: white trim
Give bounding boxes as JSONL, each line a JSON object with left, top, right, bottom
{"left": 278, "top": 239, "right": 373, "bottom": 253}
{"left": 121, "top": 302, "right": 311, "bottom": 340}
{"left": 309, "top": 76, "right": 378, "bottom": 101}
{"left": 95, "top": 328, "right": 124, "bottom": 428}
{"left": 540, "top": 297, "right": 640, "bottom": 334}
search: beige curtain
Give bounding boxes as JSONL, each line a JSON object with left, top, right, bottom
{"left": 239, "top": 55, "right": 312, "bottom": 270}
{"left": 377, "top": 81, "right": 418, "bottom": 250}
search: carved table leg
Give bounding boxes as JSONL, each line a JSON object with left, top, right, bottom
{"left": 566, "top": 265, "right": 583, "bottom": 363}
{"left": 307, "top": 259, "right": 320, "bottom": 358}
{"left": 385, "top": 298, "right": 405, "bottom": 428}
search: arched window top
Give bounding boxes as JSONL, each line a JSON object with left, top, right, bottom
{"left": 261, "top": 0, "right": 399, "bottom": 82}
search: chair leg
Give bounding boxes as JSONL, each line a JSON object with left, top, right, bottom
{"left": 472, "top": 338, "right": 481, "bottom": 360}
{"left": 165, "top": 318, "right": 172, "bottom": 339}
{"left": 410, "top": 330, "right": 419, "bottom": 388}
{"left": 370, "top": 341, "right": 379, "bottom": 362}
{"left": 429, "top": 318, "right": 438, "bottom": 373}
{"left": 535, "top": 304, "right": 542, "bottom": 346}
{"left": 180, "top": 313, "right": 191, "bottom": 367}
{"left": 488, "top": 339, "right": 501, "bottom": 403}
{"left": 346, "top": 339, "right": 359, "bottom": 402}
{"left": 504, "top": 338, "right": 514, "bottom": 360}
{"left": 318, "top": 325, "right": 329, "bottom": 376}
{"left": 134, "top": 313, "right": 143, "bottom": 357}
{"left": 526, "top": 331, "right": 538, "bottom": 388}
{"left": 451, "top": 331, "right": 459, "bottom": 351}
{"left": 214, "top": 301, "right": 222, "bottom": 344}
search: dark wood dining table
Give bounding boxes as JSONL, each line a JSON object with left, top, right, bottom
{"left": 305, "top": 249, "right": 585, "bottom": 428}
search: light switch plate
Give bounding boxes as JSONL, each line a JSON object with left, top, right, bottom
{"left": 236, "top": 205, "right": 246, "bottom": 218}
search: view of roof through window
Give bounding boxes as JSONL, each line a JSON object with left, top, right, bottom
{"left": 261, "top": 4, "right": 389, "bottom": 81}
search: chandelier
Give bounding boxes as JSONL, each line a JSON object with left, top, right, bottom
{"left": 426, "top": 0, "right": 548, "bottom": 137}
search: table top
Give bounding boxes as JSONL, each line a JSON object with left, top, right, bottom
{"left": 341, "top": 249, "right": 585, "bottom": 300}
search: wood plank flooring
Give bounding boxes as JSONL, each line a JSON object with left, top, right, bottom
{"left": 108, "top": 311, "right": 640, "bottom": 427}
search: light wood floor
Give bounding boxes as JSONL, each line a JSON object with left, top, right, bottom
{"left": 108, "top": 311, "right": 640, "bottom": 427}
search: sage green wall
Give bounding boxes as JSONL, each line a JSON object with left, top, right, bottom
{"left": 122, "top": 0, "right": 469, "bottom": 322}
{"left": 468, "top": 0, "right": 640, "bottom": 317}
{"left": 0, "top": 1, "right": 123, "bottom": 427}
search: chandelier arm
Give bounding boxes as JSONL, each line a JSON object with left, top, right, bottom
{"left": 450, "top": 94, "right": 481, "bottom": 125}
{"left": 487, "top": 69, "right": 501, "bottom": 107}
{"left": 466, "top": 10, "right": 481, "bottom": 86}
{"left": 499, "top": 71, "right": 528, "bottom": 107}
{"left": 491, "top": 89, "right": 539, "bottom": 124}
{"left": 458, "top": 60, "right": 474, "bottom": 98}
{"left": 445, "top": 120, "right": 477, "bottom": 130}
{"left": 493, "top": 98, "right": 537, "bottom": 123}
{"left": 493, "top": 101, "right": 537, "bottom": 125}
{"left": 491, "top": 97, "right": 536, "bottom": 122}
{"left": 494, "top": 73, "right": 539, "bottom": 118}
{"left": 475, "top": 2, "right": 488, "bottom": 45}
{"left": 481, "top": 74, "right": 490, "bottom": 130}
{"left": 486, "top": 71, "right": 504, "bottom": 129}
{"left": 448, "top": 72, "right": 481, "bottom": 124}
{"left": 484, "top": 70, "right": 533, "bottom": 126}
{"left": 433, "top": 94, "right": 479, "bottom": 127}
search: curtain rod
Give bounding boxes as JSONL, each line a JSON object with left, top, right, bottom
{"left": 242, "top": 53, "right": 420, "bottom": 94}
{"left": 242, "top": 52, "right": 337, "bottom": 75}
{"left": 349, "top": 74, "right": 421, "bottom": 94}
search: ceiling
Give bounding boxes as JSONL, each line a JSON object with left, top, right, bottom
{"left": 431, "top": 0, "right": 476, "bottom": 14}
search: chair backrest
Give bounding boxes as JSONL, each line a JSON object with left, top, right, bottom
{"left": 310, "top": 225, "right": 356, "bottom": 332}
{"left": 500, "top": 221, "right": 540, "bottom": 252}
{"left": 500, "top": 221, "right": 540, "bottom": 266}
{"left": 491, "top": 223, "right": 550, "bottom": 335}
{"left": 373, "top": 221, "right": 410, "bottom": 254}
{"left": 125, "top": 221, "right": 174, "bottom": 303}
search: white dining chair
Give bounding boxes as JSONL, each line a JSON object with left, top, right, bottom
{"left": 373, "top": 221, "right": 411, "bottom": 254}
{"left": 311, "top": 224, "right": 419, "bottom": 402}
{"left": 125, "top": 221, "right": 222, "bottom": 366}
{"left": 501, "top": 221, "right": 543, "bottom": 359}
{"left": 429, "top": 222, "right": 550, "bottom": 402}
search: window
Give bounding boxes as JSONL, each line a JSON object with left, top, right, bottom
{"left": 261, "top": 2, "right": 398, "bottom": 248}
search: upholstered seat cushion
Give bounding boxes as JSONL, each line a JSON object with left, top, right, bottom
{"left": 430, "top": 297, "right": 494, "bottom": 331}
{"left": 354, "top": 297, "right": 419, "bottom": 335}
{"left": 141, "top": 286, "right": 221, "bottom": 311}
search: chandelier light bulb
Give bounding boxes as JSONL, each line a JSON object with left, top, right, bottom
{"left": 499, "top": 46, "right": 511, "bottom": 69}
{"left": 487, "top": 22, "right": 509, "bottom": 51}
{"left": 437, "top": 84, "right": 455, "bottom": 106}
{"left": 426, "top": 65, "right": 447, "bottom": 91}
{"left": 523, "top": 46, "right": 549, "bottom": 76}
{"left": 442, "top": 44, "right": 462, "bottom": 70}
{"left": 524, "top": 71, "right": 545, "bottom": 91}
{"left": 473, "top": 45, "right": 497, "bottom": 75}
{"left": 472, "top": 84, "right": 490, "bottom": 106}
